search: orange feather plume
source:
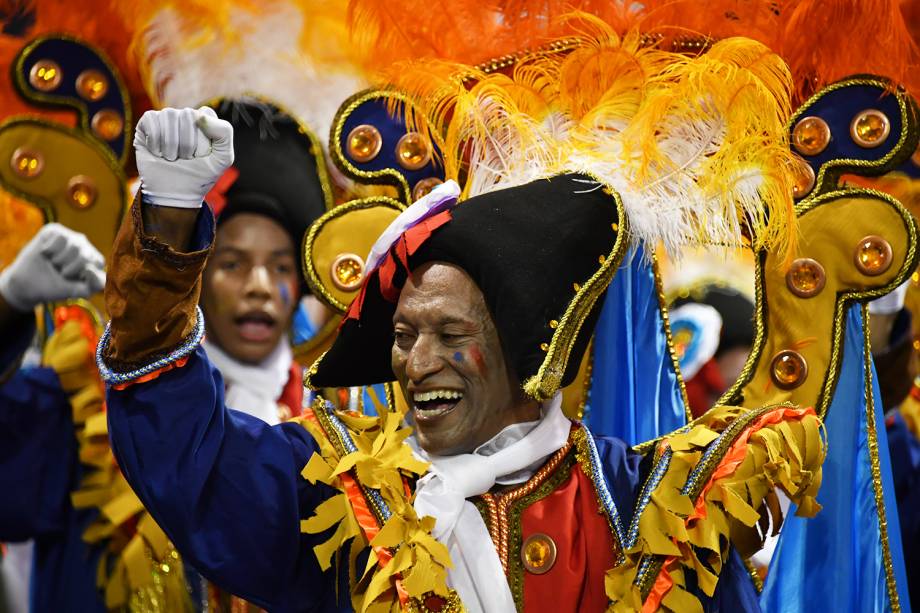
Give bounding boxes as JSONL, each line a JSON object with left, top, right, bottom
{"left": 356, "top": 0, "right": 920, "bottom": 106}
{"left": 380, "top": 17, "right": 798, "bottom": 260}
{"left": 778, "top": 0, "right": 920, "bottom": 103}
{"left": 0, "top": 188, "right": 43, "bottom": 272}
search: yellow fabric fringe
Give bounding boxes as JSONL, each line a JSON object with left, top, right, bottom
{"left": 297, "top": 404, "right": 454, "bottom": 613}
{"left": 297, "top": 400, "right": 825, "bottom": 613}
{"left": 42, "top": 316, "right": 192, "bottom": 612}
{"left": 605, "top": 404, "right": 825, "bottom": 613}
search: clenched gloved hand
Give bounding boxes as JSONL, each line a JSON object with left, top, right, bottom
{"left": 0, "top": 223, "right": 106, "bottom": 312}
{"left": 134, "top": 106, "right": 234, "bottom": 208}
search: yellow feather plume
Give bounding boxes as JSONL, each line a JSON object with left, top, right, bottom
{"left": 380, "top": 16, "right": 798, "bottom": 260}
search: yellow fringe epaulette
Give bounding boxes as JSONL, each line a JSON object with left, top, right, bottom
{"left": 42, "top": 307, "right": 192, "bottom": 612}
{"left": 606, "top": 404, "right": 825, "bottom": 613}
{"left": 297, "top": 401, "right": 462, "bottom": 613}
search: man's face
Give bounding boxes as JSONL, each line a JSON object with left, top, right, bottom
{"left": 201, "top": 213, "right": 300, "bottom": 364}
{"left": 392, "top": 262, "right": 537, "bottom": 456}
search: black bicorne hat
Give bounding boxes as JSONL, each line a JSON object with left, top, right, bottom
{"left": 212, "top": 100, "right": 333, "bottom": 263}
{"left": 308, "top": 173, "right": 627, "bottom": 400}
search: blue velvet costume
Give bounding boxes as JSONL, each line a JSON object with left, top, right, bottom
{"left": 0, "top": 323, "right": 109, "bottom": 613}
{"left": 0, "top": 320, "right": 203, "bottom": 612}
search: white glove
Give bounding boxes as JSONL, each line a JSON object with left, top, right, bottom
{"left": 0, "top": 223, "right": 106, "bottom": 312}
{"left": 133, "top": 107, "right": 234, "bottom": 209}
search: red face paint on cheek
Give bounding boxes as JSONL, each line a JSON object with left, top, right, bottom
{"left": 469, "top": 344, "right": 487, "bottom": 375}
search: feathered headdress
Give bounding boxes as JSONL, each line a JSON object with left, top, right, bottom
{"left": 383, "top": 15, "right": 798, "bottom": 259}
{"left": 347, "top": 0, "right": 920, "bottom": 107}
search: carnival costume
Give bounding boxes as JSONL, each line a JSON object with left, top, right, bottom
{"left": 90, "top": 13, "right": 857, "bottom": 612}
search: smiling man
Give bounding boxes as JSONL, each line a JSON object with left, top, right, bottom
{"left": 100, "top": 91, "right": 825, "bottom": 612}
{"left": 392, "top": 262, "right": 540, "bottom": 455}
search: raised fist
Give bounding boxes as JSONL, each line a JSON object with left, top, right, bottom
{"left": 134, "top": 107, "right": 234, "bottom": 209}
{"left": 0, "top": 223, "right": 106, "bottom": 312}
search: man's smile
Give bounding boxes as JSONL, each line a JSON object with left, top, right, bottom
{"left": 411, "top": 388, "right": 464, "bottom": 423}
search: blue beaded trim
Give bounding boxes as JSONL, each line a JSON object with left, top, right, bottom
{"left": 679, "top": 407, "right": 767, "bottom": 497}
{"left": 317, "top": 401, "right": 393, "bottom": 522}
{"left": 96, "top": 306, "right": 205, "bottom": 385}
{"left": 580, "top": 424, "right": 628, "bottom": 550}
{"left": 626, "top": 447, "right": 673, "bottom": 549}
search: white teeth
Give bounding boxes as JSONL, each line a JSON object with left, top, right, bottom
{"left": 413, "top": 389, "right": 463, "bottom": 402}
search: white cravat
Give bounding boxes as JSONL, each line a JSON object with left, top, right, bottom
{"left": 412, "top": 393, "right": 571, "bottom": 612}
{"left": 202, "top": 337, "right": 292, "bottom": 425}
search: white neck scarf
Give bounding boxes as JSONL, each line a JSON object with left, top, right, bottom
{"left": 202, "top": 337, "right": 292, "bottom": 425}
{"left": 412, "top": 393, "right": 570, "bottom": 613}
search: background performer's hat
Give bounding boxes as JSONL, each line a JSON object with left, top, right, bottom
{"left": 211, "top": 100, "right": 333, "bottom": 270}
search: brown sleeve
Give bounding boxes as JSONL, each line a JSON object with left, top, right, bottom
{"left": 102, "top": 195, "right": 214, "bottom": 371}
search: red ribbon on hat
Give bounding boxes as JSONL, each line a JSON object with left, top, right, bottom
{"left": 343, "top": 209, "right": 453, "bottom": 323}
{"left": 205, "top": 166, "right": 240, "bottom": 216}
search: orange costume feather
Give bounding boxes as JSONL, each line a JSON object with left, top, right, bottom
{"left": 347, "top": 0, "right": 920, "bottom": 105}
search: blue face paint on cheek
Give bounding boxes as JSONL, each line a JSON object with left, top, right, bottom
{"left": 279, "top": 282, "right": 291, "bottom": 306}
{"left": 453, "top": 351, "right": 464, "bottom": 363}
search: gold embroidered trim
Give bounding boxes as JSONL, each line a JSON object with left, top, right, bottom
{"left": 652, "top": 251, "right": 692, "bottom": 422}
{"left": 862, "top": 303, "right": 903, "bottom": 612}
{"left": 478, "top": 438, "right": 574, "bottom": 574}
{"left": 571, "top": 427, "right": 628, "bottom": 554}
{"left": 523, "top": 185, "right": 628, "bottom": 401}
{"left": 14, "top": 34, "right": 133, "bottom": 166}
{"left": 504, "top": 451, "right": 578, "bottom": 610}
{"left": 788, "top": 77, "right": 919, "bottom": 197}
{"left": 329, "top": 89, "right": 447, "bottom": 205}
{"left": 0, "top": 115, "right": 128, "bottom": 223}
{"left": 716, "top": 188, "right": 919, "bottom": 421}
{"left": 301, "top": 196, "right": 405, "bottom": 312}
{"left": 743, "top": 557, "right": 764, "bottom": 594}
{"left": 477, "top": 439, "right": 577, "bottom": 611}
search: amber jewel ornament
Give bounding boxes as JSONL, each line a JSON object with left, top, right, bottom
{"left": 28, "top": 59, "right": 62, "bottom": 92}
{"left": 412, "top": 177, "right": 443, "bottom": 201}
{"left": 346, "top": 124, "right": 382, "bottom": 163}
{"left": 790, "top": 155, "right": 816, "bottom": 199}
{"left": 396, "top": 132, "right": 431, "bottom": 171}
{"left": 771, "top": 350, "right": 808, "bottom": 390}
{"left": 854, "top": 235, "right": 893, "bottom": 276}
{"left": 786, "top": 258, "right": 826, "bottom": 298}
{"left": 792, "top": 116, "right": 831, "bottom": 156}
{"left": 10, "top": 148, "right": 44, "bottom": 179}
{"left": 76, "top": 69, "right": 109, "bottom": 101}
{"left": 330, "top": 253, "right": 365, "bottom": 292}
{"left": 67, "top": 175, "right": 97, "bottom": 209}
{"left": 521, "top": 533, "right": 557, "bottom": 574}
{"left": 90, "top": 109, "right": 123, "bottom": 141}
{"left": 850, "top": 109, "right": 890, "bottom": 148}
